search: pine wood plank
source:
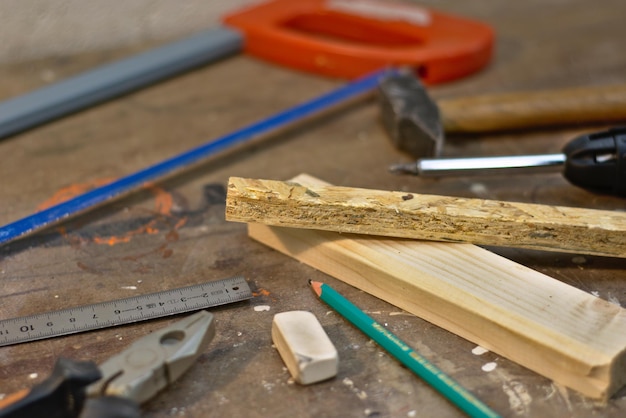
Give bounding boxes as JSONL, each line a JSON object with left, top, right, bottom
{"left": 226, "top": 176, "right": 626, "bottom": 258}
{"left": 240, "top": 174, "right": 626, "bottom": 400}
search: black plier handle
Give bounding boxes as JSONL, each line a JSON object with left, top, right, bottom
{"left": 0, "top": 310, "right": 215, "bottom": 418}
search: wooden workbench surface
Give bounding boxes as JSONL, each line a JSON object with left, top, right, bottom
{"left": 1, "top": 1, "right": 625, "bottom": 417}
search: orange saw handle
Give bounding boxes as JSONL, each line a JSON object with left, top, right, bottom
{"left": 224, "top": 0, "right": 494, "bottom": 83}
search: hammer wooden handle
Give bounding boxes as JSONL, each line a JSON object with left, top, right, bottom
{"left": 439, "top": 83, "right": 626, "bottom": 133}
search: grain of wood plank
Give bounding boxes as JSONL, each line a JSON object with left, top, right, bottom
{"left": 226, "top": 176, "right": 626, "bottom": 258}
{"left": 239, "top": 174, "right": 626, "bottom": 400}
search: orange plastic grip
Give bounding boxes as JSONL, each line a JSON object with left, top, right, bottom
{"left": 224, "top": 0, "right": 494, "bottom": 83}
{"left": 0, "top": 389, "right": 29, "bottom": 410}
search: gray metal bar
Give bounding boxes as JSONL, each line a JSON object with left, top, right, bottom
{"left": 0, "top": 27, "right": 243, "bottom": 138}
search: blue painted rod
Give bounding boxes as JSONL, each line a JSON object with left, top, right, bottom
{"left": 0, "top": 27, "right": 244, "bottom": 138}
{"left": 0, "top": 69, "right": 388, "bottom": 246}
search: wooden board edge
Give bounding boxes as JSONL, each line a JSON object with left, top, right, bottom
{"left": 247, "top": 222, "right": 626, "bottom": 400}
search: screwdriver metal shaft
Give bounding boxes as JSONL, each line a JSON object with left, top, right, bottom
{"left": 390, "top": 153, "right": 567, "bottom": 176}
{"left": 390, "top": 127, "right": 626, "bottom": 197}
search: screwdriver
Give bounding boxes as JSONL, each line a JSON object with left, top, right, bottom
{"left": 389, "top": 127, "right": 626, "bottom": 196}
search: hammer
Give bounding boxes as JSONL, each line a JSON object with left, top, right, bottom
{"left": 378, "top": 70, "right": 626, "bottom": 158}
{"left": 378, "top": 71, "right": 626, "bottom": 196}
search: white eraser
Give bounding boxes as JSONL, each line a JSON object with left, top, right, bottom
{"left": 272, "top": 310, "right": 339, "bottom": 385}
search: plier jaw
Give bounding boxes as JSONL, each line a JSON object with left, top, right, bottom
{"left": 87, "top": 310, "right": 216, "bottom": 404}
{"left": 0, "top": 311, "right": 216, "bottom": 418}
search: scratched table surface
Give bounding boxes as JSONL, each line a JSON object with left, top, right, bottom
{"left": 1, "top": 1, "right": 626, "bottom": 417}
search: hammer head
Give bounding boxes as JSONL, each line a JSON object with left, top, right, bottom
{"left": 378, "top": 70, "right": 444, "bottom": 158}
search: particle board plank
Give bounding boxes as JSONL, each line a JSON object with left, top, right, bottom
{"left": 225, "top": 177, "right": 626, "bottom": 258}
{"left": 239, "top": 174, "right": 626, "bottom": 400}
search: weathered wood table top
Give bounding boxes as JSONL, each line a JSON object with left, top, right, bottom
{"left": 1, "top": 1, "right": 625, "bottom": 417}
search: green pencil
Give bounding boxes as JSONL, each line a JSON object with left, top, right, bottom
{"left": 310, "top": 280, "right": 501, "bottom": 418}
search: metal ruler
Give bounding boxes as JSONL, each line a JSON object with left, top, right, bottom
{"left": 0, "top": 275, "right": 251, "bottom": 347}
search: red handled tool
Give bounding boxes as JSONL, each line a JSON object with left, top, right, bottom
{"left": 0, "top": 1, "right": 493, "bottom": 139}
{"left": 224, "top": 0, "right": 494, "bottom": 83}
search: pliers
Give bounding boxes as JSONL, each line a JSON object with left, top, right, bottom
{"left": 0, "top": 310, "right": 216, "bottom": 418}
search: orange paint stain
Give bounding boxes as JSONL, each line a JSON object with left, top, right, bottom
{"left": 39, "top": 178, "right": 188, "bottom": 247}
{"left": 152, "top": 188, "right": 174, "bottom": 214}
{"left": 36, "top": 178, "right": 115, "bottom": 211}
{"left": 253, "top": 289, "right": 271, "bottom": 297}
{"left": 93, "top": 235, "right": 133, "bottom": 246}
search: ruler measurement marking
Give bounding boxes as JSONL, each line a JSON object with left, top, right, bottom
{"left": 0, "top": 276, "right": 251, "bottom": 347}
